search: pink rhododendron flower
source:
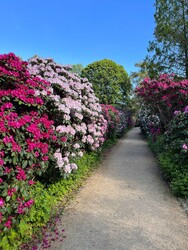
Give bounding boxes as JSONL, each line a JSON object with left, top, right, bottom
{"left": 24, "top": 199, "right": 34, "bottom": 208}
{"left": 4, "top": 218, "right": 12, "bottom": 228}
{"left": 7, "top": 188, "right": 16, "bottom": 197}
{"left": 0, "top": 198, "right": 4, "bottom": 207}
{"left": 16, "top": 167, "right": 26, "bottom": 180}
{"left": 61, "top": 137, "right": 67, "bottom": 142}
{"left": 64, "top": 164, "right": 72, "bottom": 174}
{"left": 28, "top": 180, "right": 36, "bottom": 185}
{"left": 184, "top": 106, "right": 188, "bottom": 114}
{"left": 4, "top": 167, "right": 11, "bottom": 174}
{"left": 42, "top": 155, "right": 49, "bottom": 161}
{"left": 0, "top": 158, "right": 4, "bottom": 166}
{"left": 174, "top": 110, "right": 181, "bottom": 115}
{"left": 182, "top": 144, "right": 188, "bottom": 150}
{"left": 70, "top": 163, "right": 77, "bottom": 170}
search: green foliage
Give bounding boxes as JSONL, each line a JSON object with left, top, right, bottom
{"left": 147, "top": 0, "right": 188, "bottom": 78}
{"left": 70, "top": 64, "right": 84, "bottom": 76}
{"left": 130, "top": 61, "right": 149, "bottom": 86}
{"left": 81, "top": 59, "right": 132, "bottom": 105}
{"left": 148, "top": 134, "right": 166, "bottom": 155}
{"left": 159, "top": 152, "right": 188, "bottom": 197}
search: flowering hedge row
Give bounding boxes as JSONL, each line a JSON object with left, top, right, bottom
{"left": 0, "top": 53, "right": 109, "bottom": 238}
{"left": 0, "top": 53, "right": 132, "bottom": 240}
{"left": 136, "top": 74, "right": 188, "bottom": 196}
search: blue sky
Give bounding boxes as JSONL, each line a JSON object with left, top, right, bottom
{"left": 1, "top": 0, "right": 155, "bottom": 74}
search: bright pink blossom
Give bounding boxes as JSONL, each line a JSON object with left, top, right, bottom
{"left": 28, "top": 180, "right": 36, "bottom": 185}
{"left": 4, "top": 219, "right": 12, "bottom": 228}
{"left": 7, "top": 188, "right": 16, "bottom": 197}
{"left": 16, "top": 167, "right": 26, "bottom": 180}
{"left": 0, "top": 198, "right": 4, "bottom": 207}
{"left": 182, "top": 144, "right": 188, "bottom": 150}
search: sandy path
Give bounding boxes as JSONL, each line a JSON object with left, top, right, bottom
{"left": 48, "top": 128, "right": 188, "bottom": 250}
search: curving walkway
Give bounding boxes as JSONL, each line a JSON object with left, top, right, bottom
{"left": 48, "top": 128, "right": 188, "bottom": 250}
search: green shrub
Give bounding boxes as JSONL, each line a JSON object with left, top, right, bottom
{"left": 157, "top": 152, "right": 188, "bottom": 197}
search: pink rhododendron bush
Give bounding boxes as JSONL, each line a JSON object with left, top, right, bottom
{"left": 0, "top": 53, "right": 108, "bottom": 239}
{"left": 28, "top": 56, "right": 107, "bottom": 177}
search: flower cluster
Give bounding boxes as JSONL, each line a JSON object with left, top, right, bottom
{"left": 28, "top": 56, "right": 108, "bottom": 173}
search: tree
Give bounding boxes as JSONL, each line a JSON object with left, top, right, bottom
{"left": 70, "top": 64, "right": 84, "bottom": 76}
{"left": 81, "top": 59, "right": 131, "bottom": 105}
{"left": 130, "top": 62, "right": 149, "bottom": 87}
{"left": 147, "top": 0, "right": 188, "bottom": 78}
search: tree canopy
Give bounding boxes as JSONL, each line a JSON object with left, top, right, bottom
{"left": 146, "top": 0, "right": 188, "bottom": 79}
{"left": 81, "top": 59, "right": 131, "bottom": 105}
{"left": 70, "top": 64, "right": 84, "bottom": 76}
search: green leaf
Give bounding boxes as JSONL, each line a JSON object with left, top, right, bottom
{"left": 22, "top": 160, "right": 28, "bottom": 168}
{"left": 6, "top": 196, "right": 11, "bottom": 202}
{"left": 13, "top": 156, "right": 18, "bottom": 165}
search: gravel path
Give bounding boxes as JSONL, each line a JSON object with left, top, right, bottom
{"left": 48, "top": 128, "right": 188, "bottom": 250}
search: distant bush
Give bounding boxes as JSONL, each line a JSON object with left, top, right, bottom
{"left": 138, "top": 106, "right": 162, "bottom": 138}
{"left": 101, "top": 104, "right": 132, "bottom": 139}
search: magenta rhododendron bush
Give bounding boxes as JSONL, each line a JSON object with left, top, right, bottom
{"left": 0, "top": 53, "right": 61, "bottom": 232}
{"left": 135, "top": 74, "right": 188, "bottom": 128}
{"left": 101, "top": 104, "right": 120, "bottom": 135}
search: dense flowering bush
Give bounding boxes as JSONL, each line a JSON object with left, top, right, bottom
{"left": 101, "top": 104, "right": 120, "bottom": 138}
{"left": 136, "top": 72, "right": 188, "bottom": 196}
{"left": 101, "top": 104, "right": 133, "bottom": 138}
{"left": 115, "top": 107, "right": 133, "bottom": 137}
{"left": 135, "top": 74, "right": 188, "bottom": 128}
{"left": 156, "top": 107, "right": 188, "bottom": 197}
{"left": 0, "top": 53, "right": 61, "bottom": 235}
{"left": 28, "top": 56, "right": 108, "bottom": 175}
{"left": 138, "top": 105, "right": 162, "bottom": 138}
{"left": 164, "top": 107, "right": 188, "bottom": 164}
